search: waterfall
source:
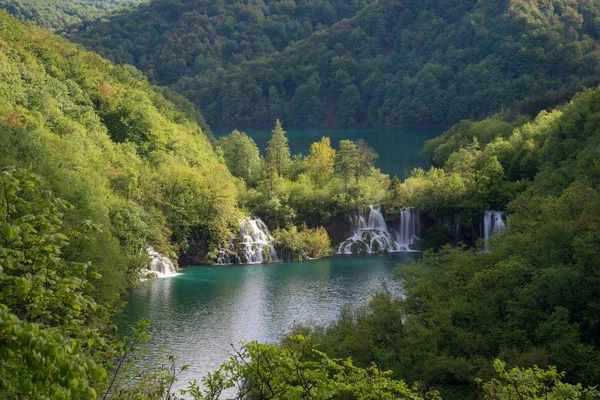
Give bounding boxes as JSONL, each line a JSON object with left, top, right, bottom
{"left": 483, "top": 210, "right": 507, "bottom": 250}
{"left": 216, "top": 217, "right": 279, "bottom": 264}
{"left": 239, "top": 217, "right": 279, "bottom": 264}
{"left": 143, "top": 246, "right": 178, "bottom": 278}
{"left": 337, "top": 206, "right": 420, "bottom": 254}
{"left": 398, "top": 208, "right": 420, "bottom": 249}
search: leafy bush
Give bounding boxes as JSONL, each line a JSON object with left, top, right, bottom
{"left": 274, "top": 225, "right": 331, "bottom": 261}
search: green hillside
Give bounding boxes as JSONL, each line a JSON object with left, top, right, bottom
{"left": 0, "top": 0, "right": 141, "bottom": 31}
{"left": 0, "top": 10, "right": 241, "bottom": 302}
{"left": 74, "top": 0, "right": 600, "bottom": 128}
{"left": 72, "top": 0, "right": 373, "bottom": 85}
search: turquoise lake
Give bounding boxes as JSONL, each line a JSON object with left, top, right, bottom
{"left": 120, "top": 253, "right": 420, "bottom": 389}
{"left": 213, "top": 127, "right": 445, "bottom": 178}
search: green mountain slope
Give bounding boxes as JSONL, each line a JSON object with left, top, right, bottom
{"left": 75, "top": 0, "right": 600, "bottom": 128}
{"left": 0, "top": 0, "right": 141, "bottom": 31}
{"left": 72, "top": 0, "right": 373, "bottom": 85}
{"left": 0, "top": 10, "right": 241, "bottom": 303}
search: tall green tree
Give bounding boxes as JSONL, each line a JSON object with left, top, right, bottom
{"left": 266, "top": 119, "right": 291, "bottom": 177}
{"left": 356, "top": 138, "right": 378, "bottom": 183}
{"left": 305, "top": 136, "right": 336, "bottom": 185}
{"left": 335, "top": 139, "right": 359, "bottom": 190}
{"left": 219, "top": 129, "right": 263, "bottom": 186}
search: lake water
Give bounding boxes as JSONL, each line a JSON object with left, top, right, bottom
{"left": 213, "top": 127, "right": 445, "bottom": 178}
{"left": 119, "top": 253, "right": 420, "bottom": 389}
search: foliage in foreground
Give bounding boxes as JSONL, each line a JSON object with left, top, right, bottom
{"left": 183, "top": 335, "right": 440, "bottom": 400}
{"left": 480, "top": 360, "right": 598, "bottom": 400}
{"left": 0, "top": 167, "right": 108, "bottom": 397}
{"left": 0, "top": 167, "right": 185, "bottom": 399}
{"left": 179, "top": 336, "right": 596, "bottom": 400}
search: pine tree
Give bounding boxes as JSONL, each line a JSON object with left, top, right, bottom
{"left": 335, "top": 139, "right": 358, "bottom": 190}
{"left": 266, "top": 119, "right": 291, "bottom": 177}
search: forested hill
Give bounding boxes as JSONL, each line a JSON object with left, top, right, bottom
{"left": 73, "top": 0, "right": 600, "bottom": 128}
{"left": 0, "top": 10, "right": 240, "bottom": 303}
{"left": 71, "top": 0, "right": 373, "bottom": 85}
{"left": 0, "top": 0, "right": 142, "bottom": 31}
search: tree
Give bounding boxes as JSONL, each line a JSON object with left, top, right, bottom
{"left": 290, "top": 73, "right": 326, "bottom": 126}
{"left": 388, "top": 174, "right": 403, "bottom": 211}
{"left": 356, "top": 138, "right": 378, "bottom": 183}
{"left": 335, "top": 139, "right": 358, "bottom": 190}
{"left": 266, "top": 119, "right": 291, "bottom": 177}
{"left": 219, "top": 129, "right": 263, "bottom": 186}
{"left": 338, "top": 84, "right": 361, "bottom": 125}
{"left": 475, "top": 154, "right": 506, "bottom": 208}
{"left": 305, "top": 136, "right": 336, "bottom": 185}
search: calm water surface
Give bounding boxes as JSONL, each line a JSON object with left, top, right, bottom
{"left": 213, "top": 127, "right": 445, "bottom": 178}
{"left": 119, "top": 253, "right": 420, "bottom": 388}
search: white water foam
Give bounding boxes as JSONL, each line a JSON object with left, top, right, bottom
{"left": 216, "top": 217, "right": 279, "bottom": 264}
{"left": 483, "top": 210, "right": 506, "bottom": 251}
{"left": 141, "top": 246, "right": 179, "bottom": 279}
{"left": 337, "top": 206, "right": 420, "bottom": 254}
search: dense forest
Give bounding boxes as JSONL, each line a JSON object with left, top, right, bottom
{"left": 73, "top": 0, "right": 600, "bottom": 128}
{"left": 0, "top": 9, "right": 243, "bottom": 397}
{"left": 292, "top": 86, "right": 600, "bottom": 398}
{"left": 70, "top": 0, "right": 372, "bottom": 96}
{"left": 0, "top": 0, "right": 141, "bottom": 31}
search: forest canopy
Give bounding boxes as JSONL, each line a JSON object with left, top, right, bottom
{"left": 72, "top": 0, "right": 600, "bottom": 128}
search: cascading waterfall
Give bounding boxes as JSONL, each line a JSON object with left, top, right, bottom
{"left": 142, "top": 246, "right": 178, "bottom": 278}
{"left": 216, "top": 217, "right": 279, "bottom": 264}
{"left": 398, "top": 208, "right": 420, "bottom": 249}
{"left": 240, "top": 218, "right": 279, "bottom": 264}
{"left": 338, "top": 206, "right": 420, "bottom": 254}
{"left": 483, "top": 210, "right": 507, "bottom": 250}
